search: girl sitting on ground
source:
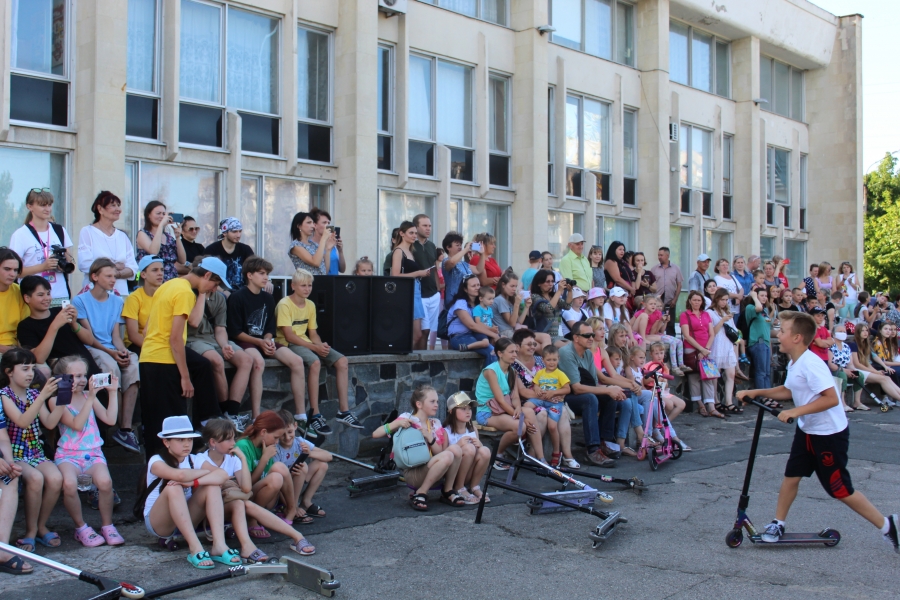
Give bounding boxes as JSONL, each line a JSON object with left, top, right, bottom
{"left": 44, "top": 356, "right": 123, "bottom": 547}
{"left": 0, "top": 348, "right": 64, "bottom": 552}
{"left": 234, "top": 411, "right": 299, "bottom": 534}
{"left": 275, "top": 410, "right": 331, "bottom": 520}
{"left": 195, "top": 418, "right": 315, "bottom": 560}
{"left": 142, "top": 415, "right": 238, "bottom": 570}
{"left": 373, "top": 386, "right": 465, "bottom": 511}
{"left": 631, "top": 295, "right": 689, "bottom": 375}
{"left": 442, "top": 392, "right": 492, "bottom": 504}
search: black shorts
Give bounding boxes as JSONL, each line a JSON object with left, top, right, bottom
{"left": 784, "top": 426, "right": 854, "bottom": 499}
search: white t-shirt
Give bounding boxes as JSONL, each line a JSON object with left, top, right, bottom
{"left": 785, "top": 349, "right": 848, "bottom": 435}
{"left": 603, "top": 303, "right": 630, "bottom": 324}
{"left": 144, "top": 454, "right": 198, "bottom": 518}
{"left": 560, "top": 307, "right": 582, "bottom": 336}
{"left": 447, "top": 429, "right": 478, "bottom": 445}
{"left": 194, "top": 450, "right": 242, "bottom": 477}
{"left": 9, "top": 224, "right": 73, "bottom": 299}
{"left": 77, "top": 225, "right": 139, "bottom": 296}
{"left": 715, "top": 274, "right": 741, "bottom": 314}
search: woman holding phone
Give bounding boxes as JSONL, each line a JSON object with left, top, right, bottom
{"left": 136, "top": 201, "right": 187, "bottom": 282}
{"left": 391, "top": 221, "right": 432, "bottom": 349}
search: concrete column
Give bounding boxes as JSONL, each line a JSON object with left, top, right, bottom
{"left": 161, "top": 0, "right": 180, "bottom": 161}
{"left": 553, "top": 56, "right": 566, "bottom": 205}
{"left": 395, "top": 14, "right": 409, "bottom": 187}
{"left": 436, "top": 145, "right": 451, "bottom": 236}
{"left": 333, "top": 0, "right": 379, "bottom": 264}
{"left": 584, "top": 171, "right": 597, "bottom": 245}
{"left": 611, "top": 73, "right": 623, "bottom": 212}
{"left": 0, "top": 0, "right": 11, "bottom": 140}
{"left": 510, "top": 0, "right": 550, "bottom": 265}
{"left": 635, "top": 0, "right": 670, "bottom": 251}
{"left": 731, "top": 35, "right": 761, "bottom": 255}
{"left": 226, "top": 111, "right": 242, "bottom": 218}
{"left": 72, "top": 0, "right": 128, "bottom": 236}
{"left": 284, "top": 0, "right": 298, "bottom": 174}
{"left": 476, "top": 33, "right": 489, "bottom": 198}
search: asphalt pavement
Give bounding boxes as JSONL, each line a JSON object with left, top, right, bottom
{"left": 2, "top": 402, "right": 899, "bottom": 600}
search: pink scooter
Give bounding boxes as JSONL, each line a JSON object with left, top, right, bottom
{"left": 637, "top": 365, "right": 682, "bottom": 471}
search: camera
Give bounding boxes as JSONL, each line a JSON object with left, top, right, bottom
{"left": 565, "top": 279, "right": 577, "bottom": 287}
{"left": 51, "top": 245, "right": 75, "bottom": 274}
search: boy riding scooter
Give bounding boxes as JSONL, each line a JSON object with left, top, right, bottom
{"left": 736, "top": 310, "right": 899, "bottom": 551}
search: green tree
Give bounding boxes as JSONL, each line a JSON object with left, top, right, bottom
{"left": 864, "top": 153, "right": 900, "bottom": 289}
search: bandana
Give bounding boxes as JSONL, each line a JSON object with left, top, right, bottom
{"left": 218, "top": 217, "right": 242, "bottom": 239}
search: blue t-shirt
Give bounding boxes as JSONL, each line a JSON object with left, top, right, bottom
{"left": 327, "top": 247, "right": 340, "bottom": 275}
{"left": 521, "top": 268, "right": 538, "bottom": 291}
{"left": 473, "top": 305, "right": 494, "bottom": 327}
{"left": 73, "top": 292, "right": 124, "bottom": 351}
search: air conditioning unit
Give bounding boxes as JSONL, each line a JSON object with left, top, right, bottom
{"left": 669, "top": 123, "right": 679, "bottom": 142}
{"left": 379, "top": 0, "right": 407, "bottom": 16}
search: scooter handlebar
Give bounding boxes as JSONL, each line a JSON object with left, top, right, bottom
{"left": 749, "top": 399, "right": 793, "bottom": 423}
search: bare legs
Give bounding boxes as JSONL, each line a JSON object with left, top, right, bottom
{"left": 17, "top": 461, "right": 62, "bottom": 546}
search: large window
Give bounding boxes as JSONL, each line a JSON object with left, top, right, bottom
{"left": 722, "top": 134, "right": 734, "bottom": 220}
{"left": 598, "top": 217, "right": 636, "bottom": 252}
{"left": 623, "top": 109, "right": 637, "bottom": 205}
{"left": 126, "top": 0, "right": 160, "bottom": 139}
{"left": 669, "top": 225, "right": 692, "bottom": 284}
{"left": 703, "top": 230, "right": 732, "bottom": 262}
{"left": 760, "top": 55, "right": 804, "bottom": 121}
{"left": 799, "top": 154, "right": 808, "bottom": 230}
{"left": 679, "top": 124, "right": 712, "bottom": 214}
{"left": 784, "top": 239, "right": 806, "bottom": 283}
{"left": 566, "top": 94, "right": 610, "bottom": 199}
{"left": 133, "top": 162, "right": 221, "bottom": 245}
{"left": 669, "top": 21, "right": 730, "bottom": 98}
{"left": 0, "top": 147, "right": 66, "bottom": 244}
{"left": 759, "top": 236, "right": 776, "bottom": 262}
{"left": 766, "top": 146, "right": 790, "bottom": 227}
{"left": 10, "top": 0, "right": 70, "bottom": 127}
{"left": 548, "top": 211, "right": 584, "bottom": 265}
{"left": 408, "top": 55, "right": 474, "bottom": 181}
{"left": 179, "top": 1, "right": 280, "bottom": 153}
{"left": 418, "top": 0, "right": 509, "bottom": 27}
{"left": 488, "top": 74, "right": 511, "bottom": 187}
{"left": 297, "top": 26, "right": 331, "bottom": 163}
{"left": 378, "top": 192, "right": 435, "bottom": 267}
{"left": 377, "top": 44, "right": 394, "bottom": 172}
{"left": 241, "top": 176, "right": 330, "bottom": 275}
{"left": 451, "top": 199, "right": 510, "bottom": 268}
{"left": 550, "top": 0, "right": 635, "bottom": 67}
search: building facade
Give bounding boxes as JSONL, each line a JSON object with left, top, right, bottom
{"left": 0, "top": 0, "right": 863, "bottom": 287}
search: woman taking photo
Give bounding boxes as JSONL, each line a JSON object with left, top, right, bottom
{"left": 494, "top": 271, "right": 531, "bottom": 339}
{"left": 713, "top": 259, "right": 743, "bottom": 316}
{"left": 708, "top": 289, "right": 740, "bottom": 413}
{"left": 603, "top": 241, "right": 635, "bottom": 296}
{"left": 631, "top": 252, "right": 657, "bottom": 298}
{"left": 447, "top": 275, "right": 499, "bottom": 366}
{"left": 77, "top": 191, "right": 139, "bottom": 297}
{"left": 289, "top": 212, "right": 333, "bottom": 276}
{"left": 680, "top": 291, "right": 722, "bottom": 417}
{"left": 588, "top": 245, "right": 606, "bottom": 289}
{"left": 391, "top": 221, "right": 431, "bottom": 349}
{"left": 528, "top": 269, "right": 571, "bottom": 345}
{"left": 9, "top": 189, "right": 74, "bottom": 305}
{"left": 440, "top": 232, "right": 483, "bottom": 311}
{"left": 135, "top": 201, "right": 187, "bottom": 282}
{"left": 470, "top": 233, "right": 502, "bottom": 289}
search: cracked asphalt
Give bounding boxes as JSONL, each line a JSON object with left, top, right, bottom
{"left": 2, "top": 403, "right": 899, "bottom": 600}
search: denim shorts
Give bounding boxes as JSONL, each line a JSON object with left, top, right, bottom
{"left": 144, "top": 515, "right": 178, "bottom": 539}
{"left": 527, "top": 399, "right": 564, "bottom": 422}
{"left": 475, "top": 409, "right": 492, "bottom": 426}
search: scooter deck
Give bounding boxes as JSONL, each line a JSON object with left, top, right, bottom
{"left": 526, "top": 488, "right": 597, "bottom": 514}
{"left": 346, "top": 472, "right": 402, "bottom": 497}
{"left": 589, "top": 511, "right": 626, "bottom": 549}
{"left": 748, "top": 530, "right": 841, "bottom": 545}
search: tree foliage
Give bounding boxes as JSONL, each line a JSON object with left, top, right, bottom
{"left": 864, "top": 153, "right": 900, "bottom": 290}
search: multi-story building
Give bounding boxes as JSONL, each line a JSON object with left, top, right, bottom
{"left": 0, "top": 0, "right": 862, "bottom": 287}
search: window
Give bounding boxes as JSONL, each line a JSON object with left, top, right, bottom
{"left": 759, "top": 236, "right": 776, "bottom": 262}
{"left": 488, "top": 74, "right": 511, "bottom": 187}
{"left": 457, "top": 200, "right": 510, "bottom": 268}
{"left": 669, "top": 225, "right": 692, "bottom": 283}
{"left": 377, "top": 45, "right": 393, "bottom": 171}
{"left": 760, "top": 55, "right": 804, "bottom": 121}
{"left": 669, "top": 21, "right": 730, "bottom": 98}
{"left": 703, "top": 230, "right": 732, "bottom": 262}
{"left": 378, "top": 192, "right": 435, "bottom": 267}
{"left": 297, "top": 25, "right": 331, "bottom": 162}
{"left": 722, "top": 134, "right": 734, "bottom": 220}
{"left": 799, "top": 154, "right": 808, "bottom": 230}
{"left": 566, "top": 94, "right": 610, "bottom": 199}
{"left": 126, "top": 0, "right": 160, "bottom": 139}
{"left": 239, "top": 177, "right": 330, "bottom": 275}
{"left": 784, "top": 240, "right": 806, "bottom": 284}
{"left": 599, "top": 217, "right": 636, "bottom": 251}
{"left": 179, "top": 1, "right": 280, "bottom": 153}
{"left": 550, "top": 0, "right": 635, "bottom": 66}
{"left": 0, "top": 147, "right": 66, "bottom": 244}
{"left": 767, "top": 146, "right": 790, "bottom": 226}
{"left": 10, "top": 0, "right": 70, "bottom": 127}
{"left": 418, "top": 0, "right": 509, "bottom": 27}
{"left": 135, "top": 162, "right": 221, "bottom": 244}
{"left": 408, "top": 55, "right": 474, "bottom": 181}
{"left": 548, "top": 87, "right": 555, "bottom": 194}
{"left": 679, "top": 124, "right": 712, "bottom": 214}
{"left": 548, "top": 211, "right": 584, "bottom": 265}
{"left": 623, "top": 109, "right": 637, "bottom": 205}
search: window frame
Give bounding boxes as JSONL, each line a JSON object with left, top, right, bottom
{"left": 417, "top": 0, "right": 511, "bottom": 27}
{"left": 565, "top": 92, "right": 611, "bottom": 200}
{"left": 296, "top": 21, "right": 333, "bottom": 164}
{"left": 548, "top": 86, "right": 556, "bottom": 195}
{"left": 126, "top": 0, "right": 162, "bottom": 141}
{"left": 623, "top": 107, "right": 637, "bottom": 206}
{"left": 450, "top": 197, "right": 512, "bottom": 267}
{"left": 799, "top": 153, "right": 808, "bottom": 231}
{"left": 703, "top": 229, "right": 733, "bottom": 261}
{"left": 668, "top": 19, "right": 731, "bottom": 99}
{"left": 377, "top": 43, "right": 395, "bottom": 173}
{"left": 766, "top": 146, "right": 791, "bottom": 229}
{"left": 488, "top": 71, "right": 511, "bottom": 189}
{"left": 722, "top": 133, "right": 734, "bottom": 220}
{"left": 178, "top": 0, "right": 227, "bottom": 148}
{"left": 547, "top": 210, "right": 584, "bottom": 266}
{"left": 759, "top": 54, "right": 805, "bottom": 122}
{"left": 678, "top": 123, "right": 713, "bottom": 215}
{"left": 550, "top": 0, "right": 636, "bottom": 67}
{"left": 597, "top": 215, "right": 637, "bottom": 250}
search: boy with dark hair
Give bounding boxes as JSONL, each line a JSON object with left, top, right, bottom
{"left": 226, "top": 256, "right": 309, "bottom": 426}
{"left": 807, "top": 307, "right": 833, "bottom": 362}
{"left": 737, "top": 310, "right": 899, "bottom": 551}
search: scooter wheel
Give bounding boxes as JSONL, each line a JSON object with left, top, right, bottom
{"left": 725, "top": 528, "right": 743, "bottom": 548}
{"left": 881, "top": 404, "right": 890, "bottom": 413}
{"left": 119, "top": 583, "right": 146, "bottom": 599}
{"left": 671, "top": 441, "right": 683, "bottom": 460}
{"left": 821, "top": 528, "right": 841, "bottom": 546}
{"left": 648, "top": 448, "right": 659, "bottom": 471}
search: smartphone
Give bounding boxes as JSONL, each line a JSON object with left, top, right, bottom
{"left": 471, "top": 242, "right": 483, "bottom": 252}
{"left": 170, "top": 213, "right": 184, "bottom": 224}
{"left": 782, "top": 258, "right": 790, "bottom": 265}
{"left": 56, "top": 374, "right": 74, "bottom": 406}
{"left": 290, "top": 452, "right": 309, "bottom": 472}
{"left": 60, "top": 299, "right": 71, "bottom": 310}
{"left": 425, "top": 265, "right": 435, "bottom": 271}
{"left": 334, "top": 226, "right": 341, "bottom": 238}
{"left": 91, "top": 373, "right": 111, "bottom": 388}
{"left": 521, "top": 291, "right": 531, "bottom": 299}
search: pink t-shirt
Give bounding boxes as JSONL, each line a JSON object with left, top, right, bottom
{"left": 634, "top": 309, "right": 662, "bottom": 334}
{"left": 680, "top": 310, "right": 712, "bottom": 348}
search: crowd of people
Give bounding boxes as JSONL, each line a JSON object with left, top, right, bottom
{"left": 0, "top": 187, "right": 895, "bottom": 573}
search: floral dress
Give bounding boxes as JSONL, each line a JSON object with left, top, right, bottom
{"left": 290, "top": 239, "right": 326, "bottom": 275}
{"left": 136, "top": 228, "right": 179, "bottom": 281}
{"left": 2, "top": 387, "right": 48, "bottom": 467}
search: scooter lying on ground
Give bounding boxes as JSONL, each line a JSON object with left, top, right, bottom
{"left": 725, "top": 398, "right": 841, "bottom": 549}
{"left": 324, "top": 410, "right": 404, "bottom": 497}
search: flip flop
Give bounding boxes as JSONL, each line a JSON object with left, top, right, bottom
{"left": 210, "top": 548, "right": 242, "bottom": 565}
{"left": 301, "top": 503, "right": 326, "bottom": 518}
{"left": 35, "top": 531, "right": 61, "bottom": 547}
{"left": 15, "top": 538, "right": 35, "bottom": 553}
{"left": 290, "top": 537, "right": 316, "bottom": 556}
{"left": 853, "top": 404, "right": 871, "bottom": 411}
{"left": 248, "top": 525, "right": 271, "bottom": 539}
{"left": 186, "top": 551, "right": 214, "bottom": 570}
{"left": 0, "top": 555, "right": 33, "bottom": 575}
{"left": 242, "top": 548, "right": 270, "bottom": 564}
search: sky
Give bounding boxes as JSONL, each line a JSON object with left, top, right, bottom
{"left": 811, "top": 0, "right": 900, "bottom": 172}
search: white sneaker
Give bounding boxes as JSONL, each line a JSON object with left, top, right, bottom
{"left": 761, "top": 521, "right": 784, "bottom": 543}
{"left": 562, "top": 457, "right": 581, "bottom": 469}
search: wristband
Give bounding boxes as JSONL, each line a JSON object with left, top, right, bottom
{"left": 192, "top": 479, "right": 199, "bottom": 489}
{"left": 383, "top": 424, "right": 391, "bottom": 437}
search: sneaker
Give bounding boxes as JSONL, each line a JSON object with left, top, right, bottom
{"left": 586, "top": 449, "right": 615, "bottom": 468}
{"left": 883, "top": 514, "right": 900, "bottom": 553}
{"left": 296, "top": 420, "right": 321, "bottom": 442}
{"left": 336, "top": 411, "right": 364, "bottom": 429}
{"left": 308, "top": 414, "right": 333, "bottom": 436}
{"left": 224, "top": 412, "right": 248, "bottom": 433}
{"left": 739, "top": 354, "right": 751, "bottom": 365}
{"left": 492, "top": 461, "right": 510, "bottom": 471}
{"left": 112, "top": 429, "right": 141, "bottom": 453}
{"left": 88, "top": 488, "right": 121, "bottom": 510}
{"left": 761, "top": 521, "right": 784, "bottom": 543}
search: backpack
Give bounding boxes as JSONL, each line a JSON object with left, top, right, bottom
{"left": 436, "top": 308, "right": 450, "bottom": 340}
{"left": 392, "top": 426, "right": 431, "bottom": 470}
{"left": 133, "top": 456, "right": 193, "bottom": 520}
{"left": 736, "top": 307, "right": 752, "bottom": 343}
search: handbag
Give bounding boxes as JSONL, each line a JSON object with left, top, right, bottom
{"left": 392, "top": 426, "right": 431, "bottom": 470}
{"left": 437, "top": 308, "right": 450, "bottom": 339}
{"left": 221, "top": 478, "right": 252, "bottom": 504}
{"left": 699, "top": 357, "right": 721, "bottom": 380}
{"left": 724, "top": 323, "right": 740, "bottom": 343}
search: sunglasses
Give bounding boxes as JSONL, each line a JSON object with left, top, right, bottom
{"left": 185, "top": 226, "right": 200, "bottom": 232}
{"left": 575, "top": 333, "right": 595, "bottom": 339}
{"left": 30, "top": 187, "right": 51, "bottom": 193}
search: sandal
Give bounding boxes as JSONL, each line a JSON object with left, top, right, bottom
{"left": 708, "top": 409, "right": 726, "bottom": 419}
{"left": 290, "top": 537, "right": 316, "bottom": 556}
{"left": 242, "top": 548, "right": 270, "bottom": 564}
{"left": 291, "top": 510, "right": 314, "bottom": 525}
{"left": 470, "top": 485, "right": 490, "bottom": 504}
{"left": 301, "top": 502, "right": 326, "bottom": 518}
{"left": 696, "top": 403, "right": 709, "bottom": 417}
{"left": 409, "top": 492, "right": 428, "bottom": 511}
{"left": 248, "top": 525, "right": 271, "bottom": 539}
{"left": 0, "top": 555, "right": 33, "bottom": 575}
{"left": 763, "top": 399, "right": 783, "bottom": 409}
{"left": 210, "top": 548, "right": 242, "bottom": 565}
{"left": 187, "top": 551, "right": 215, "bottom": 570}
{"left": 620, "top": 447, "right": 637, "bottom": 457}
{"left": 35, "top": 531, "right": 61, "bottom": 548}
{"left": 853, "top": 403, "right": 871, "bottom": 411}
{"left": 722, "top": 403, "right": 743, "bottom": 414}
{"left": 15, "top": 538, "right": 35, "bottom": 553}
{"left": 458, "top": 487, "right": 479, "bottom": 505}
{"left": 439, "top": 490, "right": 466, "bottom": 507}
{"left": 274, "top": 512, "right": 294, "bottom": 526}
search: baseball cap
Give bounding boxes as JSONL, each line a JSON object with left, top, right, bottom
{"left": 529, "top": 250, "right": 542, "bottom": 261}
{"left": 568, "top": 233, "right": 585, "bottom": 244}
{"left": 609, "top": 286, "right": 628, "bottom": 298}
{"left": 588, "top": 287, "right": 607, "bottom": 300}
{"left": 809, "top": 307, "right": 826, "bottom": 316}
{"left": 136, "top": 254, "right": 163, "bottom": 274}
{"left": 571, "top": 287, "right": 586, "bottom": 299}
{"left": 197, "top": 256, "right": 232, "bottom": 290}
{"left": 697, "top": 253, "right": 711, "bottom": 262}
{"left": 446, "top": 392, "right": 476, "bottom": 411}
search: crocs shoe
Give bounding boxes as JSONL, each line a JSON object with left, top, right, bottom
{"left": 74, "top": 526, "right": 106, "bottom": 548}
{"left": 100, "top": 524, "right": 125, "bottom": 546}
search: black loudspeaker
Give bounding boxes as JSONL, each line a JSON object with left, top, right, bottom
{"left": 310, "top": 276, "right": 371, "bottom": 355}
{"left": 369, "top": 277, "right": 414, "bottom": 354}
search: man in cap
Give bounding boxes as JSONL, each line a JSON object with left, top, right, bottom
{"left": 688, "top": 253, "right": 712, "bottom": 292}
{"left": 560, "top": 233, "right": 591, "bottom": 292}
{"left": 204, "top": 217, "right": 256, "bottom": 292}
{"left": 522, "top": 250, "right": 543, "bottom": 290}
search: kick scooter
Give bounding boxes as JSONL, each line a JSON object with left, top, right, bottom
{"left": 638, "top": 366, "right": 681, "bottom": 471}
{"left": 725, "top": 399, "right": 841, "bottom": 548}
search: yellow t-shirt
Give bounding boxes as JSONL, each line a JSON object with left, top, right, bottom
{"left": 533, "top": 367, "right": 570, "bottom": 393}
{"left": 0, "top": 284, "right": 29, "bottom": 347}
{"left": 140, "top": 278, "right": 196, "bottom": 364}
{"left": 122, "top": 287, "right": 155, "bottom": 348}
{"left": 274, "top": 296, "right": 317, "bottom": 346}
